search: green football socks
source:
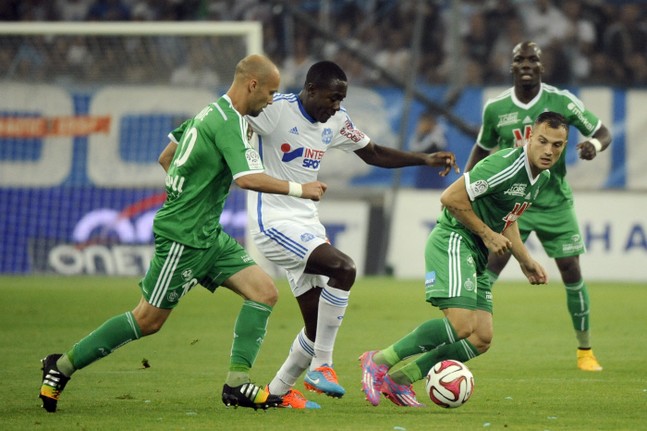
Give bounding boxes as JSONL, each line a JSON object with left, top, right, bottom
{"left": 226, "top": 300, "right": 272, "bottom": 386}
{"left": 63, "top": 311, "right": 142, "bottom": 373}
{"left": 374, "top": 318, "right": 459, "bottom": 367}
{"left": 391, "top": 339, "right": 479, "bottom": 385}
{"left": 565, "top": 280, "right": 591, "bottom": 347}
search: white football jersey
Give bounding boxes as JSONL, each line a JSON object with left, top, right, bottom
{"left": 246, "top": 93, "right": 371, "bottom": 230}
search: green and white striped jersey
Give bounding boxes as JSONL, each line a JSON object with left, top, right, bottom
{"left": 438, "top": 146, "right": 550, "bottom": 264}
{"left": 155, "top": 95, "right": 264, "bottom": 248}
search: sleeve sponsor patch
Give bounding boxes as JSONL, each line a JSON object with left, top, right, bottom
{"left": 339, "top": 119, "right": 366, "bottom": 143}
{"left": 469, "top": 179, "right": 489, "bottom": 197}
{"left": 245, "top": 148, "right": 263, "bottom": 170}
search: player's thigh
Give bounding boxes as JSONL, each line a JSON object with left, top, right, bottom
{"left": 252, "top": 222, "right": 329, "bottom": 297}
{"left": 521, "top": 206, "right": 585, "bottom": 258}
{"left": 222, "top": 264, "right": 277, "bottom": 305}
{"left": 424, "top": 229, "right": 478, "bottom": 310}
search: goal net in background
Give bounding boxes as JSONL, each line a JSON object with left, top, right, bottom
{"left": 0, "top": 22, "right": 261, "bottom": 275}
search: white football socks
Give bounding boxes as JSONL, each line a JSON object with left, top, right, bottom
{"left": 268, "top": 328, "right": 313, "bottom": 395}
{"left": 311, "top": 286, "right": 349, "bottom": 370}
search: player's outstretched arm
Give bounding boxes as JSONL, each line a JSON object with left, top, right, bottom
{"left": 354, "top": 142, "right": 459, "bottom": 175}
{"left": 235, "top": 173, "right": 327, "bottom": 201}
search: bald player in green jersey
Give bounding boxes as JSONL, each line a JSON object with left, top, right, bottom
{"left": 360, "top": 111, "right": 566, "bottom": 407}
{"left": 38, "top": 54, "right": 327, "bottom": 413}
{"left": 464, "top": 41, "right": 612, "bottom": 372}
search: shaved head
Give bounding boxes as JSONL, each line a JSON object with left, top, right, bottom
{"left": 234, "top": 54, "right": 280, "bottom": 85}
{"left": 227, "top": 54, "right": 280, "bottom": 117}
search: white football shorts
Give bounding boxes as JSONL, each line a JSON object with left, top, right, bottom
{"left": 250, "top": 221, "right": 330, "bottom": 297}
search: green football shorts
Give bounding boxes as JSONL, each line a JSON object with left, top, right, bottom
{"left": 518, "top": 204, "right": 586, "bottom": 258}
{"left": 424, "top": 228, "right": 493, "bottom": 313}
{"left": 139, "top": 232, "right": 256, "bottom": 309}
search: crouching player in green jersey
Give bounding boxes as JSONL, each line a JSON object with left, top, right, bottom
{"left": 39, "top": 54, "right": 327, "bottom": 413}
{"left": 360, "top": 111, "right": 567, "bottom": 407}
{"left": 465, "top": 41, "right": 611, "bottom": 371}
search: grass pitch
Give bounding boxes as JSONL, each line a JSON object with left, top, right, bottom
{"left": 1, "top": 276, "right": 645, "bottom": 430}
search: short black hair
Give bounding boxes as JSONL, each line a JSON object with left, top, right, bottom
{"left": 512, "top": 40, "right": 542, "bottom": 58}
{"left": 304, "top": 61, "right": 347, "bottom": 88}
{"left": 535, "top": 111, "right": 569, "bottom": 134}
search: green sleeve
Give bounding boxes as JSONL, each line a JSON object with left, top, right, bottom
{"left": 215, "top": 118, "right": 262, "bottom": 176}
{"left": 170, "top": 119, "right": 191, "bottom": 142}
{"left": 559, "top": 91, "right": 601, "bottom": 137}
{"left": 477, "top": 104, "right": 499, "bottom": 150}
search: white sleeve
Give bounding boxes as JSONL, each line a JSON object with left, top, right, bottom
{"left": 330, "top": 111, "right": 371, "bottom": 152}
{"left": 246, "top": 101, "right": 282, "bottom": 136}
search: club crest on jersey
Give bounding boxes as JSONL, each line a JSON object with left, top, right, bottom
{"left": 300, "top": 232, "right": 315, "bottom": 242}
{"left": 504, "top": 183, "right": 527, "bottom": 197}
{"left": 497, "top": 112, "right": 519, "bottom": 127}
{"left": 321, "top": 128, "right": 332, "bottom": 145}
{"left": 280, "top": 143, "right": 324, "bottom": 169}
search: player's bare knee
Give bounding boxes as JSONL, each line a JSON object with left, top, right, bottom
{"left": 556, "top": 256, "right": 581, "bottom": 282}
{"left": 330, "top": 257, "right": 356, "bottom": 290}
{"left": 477, "top": 336, "right": 492, "bottom": 353}
{"left": 249, "top": 282, "right": 279, "bottom": 306}
{"left": 454, "top": 326, "right": 475, "bottom": 340}
{"left": 475, "top": 341, "right": 491, "bottom": 354}
{"left": 445, "top": 310, "right": 477, "bottom": 339}
{"left": 137, "top": 318, "right": 165, "bottom": 336}
{"left": 448, "top": 318, "right": 476, "bottom": 339}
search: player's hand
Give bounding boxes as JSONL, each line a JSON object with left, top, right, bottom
{"left": 427, "top": 151, "right": 461, "bottom": 177}
{"left": 576, "top": 141, "right": 598, "bottom": 160}
{"left": 519, "top": 259, "right": 548, "bottom": 285}
{"left": 301, "top": 181, "right": 328, "bottom": 201}
{"left": 483, "top": 232, "right": 512, "bottom": 256}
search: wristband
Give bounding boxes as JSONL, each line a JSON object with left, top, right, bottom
{"left": 287, "top": 181, "right": 303, "bottom": 198}
{"left": 589, "top": 138, "right": 602, "bottom": 152}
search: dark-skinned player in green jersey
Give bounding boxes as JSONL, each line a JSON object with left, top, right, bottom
{"left": 38, "top": 54, "right": 327, "bottom": 413}
{"left": 360, "top": 111, "right": 568, "bottom": 407}
{"left": 464, "top": 41, "right": 612, "bottom": 372}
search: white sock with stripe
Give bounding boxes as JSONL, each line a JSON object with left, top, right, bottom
{"left": 268, "top": 328, "right": 313, "bottom": 395}
{"left": 311, "top": 286, "right": 349, "bottom": 370}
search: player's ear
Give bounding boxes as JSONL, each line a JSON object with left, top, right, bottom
{"left": 249, "top": 78, "right": 258, "bottom": 92}
{"left": 305, "top": 82, "right": 317, "bottom": 95}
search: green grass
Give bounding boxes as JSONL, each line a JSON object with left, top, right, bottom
{"left": 1, "top": 276, "right": 645, "bottom": 430}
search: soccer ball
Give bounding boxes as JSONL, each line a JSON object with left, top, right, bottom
{"left": 425, "top": 360, "right": 474, "bottom": 408}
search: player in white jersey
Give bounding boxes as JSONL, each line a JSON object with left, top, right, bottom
{"left": 245, "top": 61, "right": 459, "bottom": 408}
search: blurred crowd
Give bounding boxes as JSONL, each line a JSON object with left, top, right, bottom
{"left": 1, "top": 0, "right": 646, "bottom": 87}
